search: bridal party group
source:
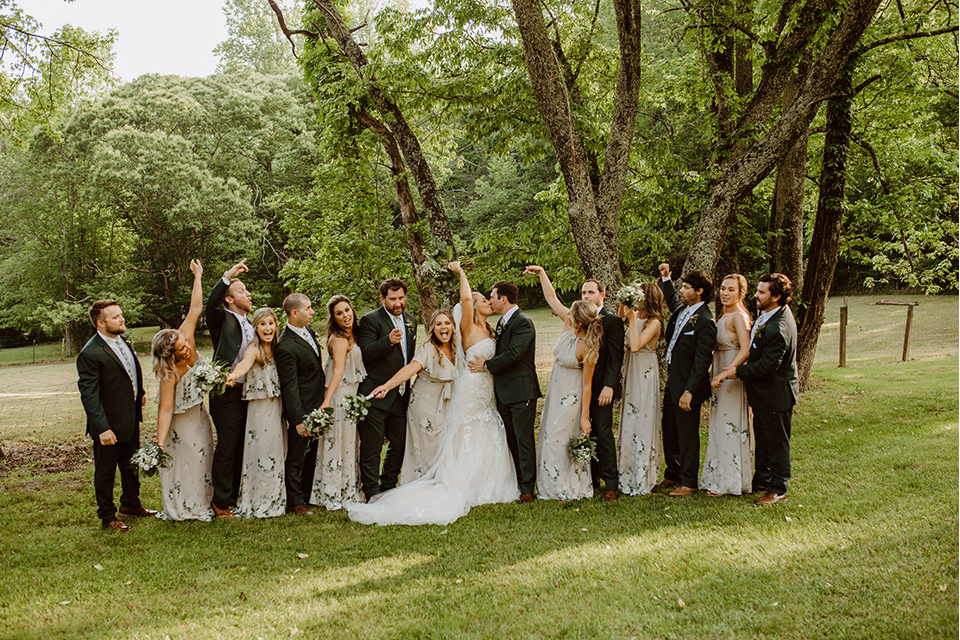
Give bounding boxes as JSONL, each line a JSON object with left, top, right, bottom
{"left": 77, "top": 256, "right": 799, "bottom": 532}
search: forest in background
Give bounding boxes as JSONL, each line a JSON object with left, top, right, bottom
{"left": 0, "top": 0, "right": 955, "bottom": 389}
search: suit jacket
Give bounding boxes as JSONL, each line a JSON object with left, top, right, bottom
{"left": 274, "top": 326, "right": 326, "bottom": 425}
{"left": 486, "top": 308, "right": 542, "bottom": 405}
{"left": 77, "top": 334, "right": 145, "bottom": 442}
{"left": 592, "top": 307, "right": 625, "bottom": 399}
{"left": 205, "top": 277, "right": 249, "bottom": 365}
{"left": 357, "top": 306, "right": 416, "bottom": 411}
{"left": 737, "top": 305, "right": 799, "bottom": 413}
{"left": 659, "top": 279, "right": 717, "bottom": 405}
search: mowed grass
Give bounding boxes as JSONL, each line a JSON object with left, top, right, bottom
{"left": 0, "top": 295, "right": 956, "bottom": 639}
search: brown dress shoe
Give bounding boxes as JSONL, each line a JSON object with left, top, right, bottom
{"left": 517, "top": 492, "right": 535, "bottom": 504}
{"left": 653, "top": 478, "right": 680, "bottom": 491}
{"left": 287, "top": 504, "right": 314, "bottom": 515}
{"left": 601, "top": 490, "right": 619, "bottom": 502}
{"left": 668, "top": 485, "right": 697, "bottom": 496}
{"left": 755, "top": 491, "right": 787, "bottom": 505}
{"left": 102, "top": 519, "right": 132, "bottom": 532}
{"left": 118, "top": 505, "right": 158, "bottom": 517}
{"left": 211, "top": 503, "right": 236, "bottom": 519}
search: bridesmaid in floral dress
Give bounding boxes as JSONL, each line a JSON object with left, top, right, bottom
{"left": 370, "top": 310, "right": 457, "bottom": 484}
{"left": 151, "top": 259, "right": 214, "bottom": 521}
{"left": 617, "top": 282, "right": 666, "bottom": 496}
{"left": 702, "top": 274, "right": 754, "bottom": 495}
{"left": 524, "top": 265, "right": 603, "bottom": 501}
{"left": 226, "top": 307, "right": 286, "bottom": 518}
{"left": 312, "top": 295, "right": 366, "bottom": 510}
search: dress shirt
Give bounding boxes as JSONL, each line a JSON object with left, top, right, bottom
{"left": 287, "top": 323, "right": 319, "bottom": 357}
{"left": 666, "top": 301, "right": 704, "bottom": 365}
{"left": 99, "top": 331, "right": 137, "bottom": 398}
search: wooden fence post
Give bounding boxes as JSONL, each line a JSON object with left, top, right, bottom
{"left": 874, "top": 300, "right": 919, "bottom": 362}
{"left": 839, "top": 297, "right": 848, "bottom": 368}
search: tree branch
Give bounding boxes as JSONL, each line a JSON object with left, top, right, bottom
{"left": 266, "top": 0, "right": 319, "bottom": 58}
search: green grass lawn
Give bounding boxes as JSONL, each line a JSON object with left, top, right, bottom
{"left": 0, "top": 295, "right": 956, "bottom": 639}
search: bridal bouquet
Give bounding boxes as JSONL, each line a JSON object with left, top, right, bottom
{"left": 303, "top": 406, "right": 335, "bottom": 439}
{"left": 568, "top": 435, "right": 598, "bottom": 469}
{"left": 343, "top": 394, "right": 371, "bottom": 425}
{"left": 617, "top": 282, "right": 646, "bottom": 309}
{"left": 129, "top": 442, "right": 172, "bottom": 477}
{"left": 194, "top": 359, "right": 230, "bottom": 395}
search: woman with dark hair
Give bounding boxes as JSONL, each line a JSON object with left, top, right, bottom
{"left": 151, "top": 260, "right": 215, "bottom": 521}
{"left": 617, "top": 282, "right": 666, "bottom": 495}
{"left": 311, "top": 295, "right": 365, "bottom": 509}
{"left": 702, "top": 274, "right": 754, "bottom": 495}
{"left": 225, "top": 307, "right": 285, "bottom": 518}
{"left": 370, "top": 309, "right": 457, "bottom": 483}
{"left": 525, "top": 265, "right": 603, "bottom": 501}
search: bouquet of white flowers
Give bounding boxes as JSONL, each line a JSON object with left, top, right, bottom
{"left": 567, "top": 435, "right": 598, "bottom": 469}
{"left": 193, "top": 359, "right": 230, "bottom": 395}
{"left": 303, "top": 406, "right": 335, "bottom": 439}
{"left": 343, "top": 394, "right": 371, "bottom": 425}
{"left": 617, "top": 282, "right": 646, "bottom": 309}
{"left": 129, "top": 442, "right": 172, "bottom": 477}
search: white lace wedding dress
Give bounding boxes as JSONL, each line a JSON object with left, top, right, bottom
{"left": 346, "top": 338, "right": 519, "bottom": 525}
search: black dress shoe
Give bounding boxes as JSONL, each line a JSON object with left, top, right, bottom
{"left": 118, "top": 505, "right": 158, "bottom": 517}
{"left": 102, "top": 520, "right": 132, "bottom": 532}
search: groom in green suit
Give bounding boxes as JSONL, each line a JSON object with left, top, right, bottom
{"left": 77, "top": 300, "right": 155, "bottom": 531}
{"left": 734, "top": 273, "right": 799, "bottom": 505}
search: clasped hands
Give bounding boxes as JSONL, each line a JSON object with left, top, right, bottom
{"left": 710, "top": 366, "right": 739, "bottom": 389}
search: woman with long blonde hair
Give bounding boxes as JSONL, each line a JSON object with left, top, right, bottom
{"left": 524, "top": 265, "right": 603, "bottom": 501}
{"left": 151, "top": 259, "right": 214, "bottom": 521}
{"left": 701, "top": 273, "right": 754, "bottom": 495}
{"left": 225, "top": 307, "right": 285, "bottom": 517}
{"left": 617, "top": 281, "right": 666, "bottom": 495}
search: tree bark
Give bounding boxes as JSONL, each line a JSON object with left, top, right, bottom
{"left": 683, "top": 0, "right": 882, "bottom": 277}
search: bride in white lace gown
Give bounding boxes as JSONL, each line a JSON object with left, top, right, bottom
{"left": 346, "top": 263, "right": 519, "bottom": 525}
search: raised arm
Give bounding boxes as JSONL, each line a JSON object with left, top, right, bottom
{"left": 657, "top": 263, "right": 683, "bottom": 315}
{"left": 371, "top": 360, "right": 423, "bottom": 398}
{"left": 523, "top": 265, "right": 569, "bottom": 322}
{"left": 178, "top": 260, "right": 204, "bottom": 353}
{"left": 449, "top": 261, "right": 475, "bottom": 347}
{"left": 226, "top": 343, "right": 259, "bottom": 386}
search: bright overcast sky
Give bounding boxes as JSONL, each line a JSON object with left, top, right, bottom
{"left": 26, "top": 0, "right": 228, "bottom": 82}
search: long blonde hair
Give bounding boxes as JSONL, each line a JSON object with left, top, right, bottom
{"left": 250, "top": 307, "right": 278, "bottom": 366}
{"left": 571, "top": 300, "right": 603, "bottom": 366}
{"left": 151, "top": 329, "right": 182, "bottom": 382}
{"left": 427, "top": 309, "right": 457, "bottom": 365}
{"left": 721, "top": 274, "right": 750, "bottom": 316}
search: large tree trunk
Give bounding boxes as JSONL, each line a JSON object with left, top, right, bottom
{"left": 796, "top": 66, "right": 853, "bottom": 391}
{"left": 683, "top": 0, "right": 882, "bottom": 277}
{"left": 510, "top": 0, "right": 642, "bottom": 291}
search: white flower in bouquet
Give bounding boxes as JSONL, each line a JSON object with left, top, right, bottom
{"left": 567, "top": 435, "right": 598, "bottom": 469}
{"left": 343, "top": 394, "right": 371, "bottom": 425}
{"left": 617, "top": 282, "right": 646, "bottom": 309}
{"left": 303, "top": 406, "right": 335, "bottom": 439}
{"left": 193, "top": 359, "right": 230, "bottom": 395}
{"left": 129, "top": 442, "right": 172, "bottom": 477}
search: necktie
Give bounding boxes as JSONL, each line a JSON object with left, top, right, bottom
{"left": 666, "top": 307, "right": 691, "bottom": 365}
{"left": 116, "top": 339, "right": 138, "bottom": 398}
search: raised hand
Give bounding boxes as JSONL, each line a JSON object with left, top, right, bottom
{"left": 658, "top": 263, "right": 671, "bottom": 279}
{"left": 190, "top": 259, "right": 203, "bottom": 278}
{"left": 447, "top": 261, "right": 463, "bottom": 274}
{"left": 225, "top": 259, "right": 248, "bottom": 279}
{"left": 523, "top": 265, "right": 544, "bottom": 276}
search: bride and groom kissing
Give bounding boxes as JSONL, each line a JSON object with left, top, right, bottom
{"left": 347, "top": 262, "right": 541, "bottom": 525}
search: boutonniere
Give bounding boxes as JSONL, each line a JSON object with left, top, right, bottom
{"left": 686, "top": 313, "right": 700, "bottom": 328}
{"left": 754, "top": 321, "right": 767, "bottom": 340}
{"left": 404, "top": 317, "right": 415, "bottom": 334}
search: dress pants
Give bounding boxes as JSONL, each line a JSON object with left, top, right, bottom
{"left": 589, "top": 398, "right": 619, "bottom": 491}
{"left": 92, "top": 435, "right": 142, "bottom": 523}
{"left": 661, "top": 387, "right": 704, "bottom": 488}
{"left": 285, "top": 422, "right": 313, "bottom": 507}
{"left": 498, "top": 398, "right": 538, "bottom": 494}
{"left": 357, "top": 394, "right": 406, "bottom": 500}
{"left": 752, "top": 408, "right": 792, "bottom": 494}
{"left": 209, "top": 386, "right": 247, "bottom": 509}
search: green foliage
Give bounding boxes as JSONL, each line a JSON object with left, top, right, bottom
{"left": 214, "top": 0, "right": 298, "bottom": 76}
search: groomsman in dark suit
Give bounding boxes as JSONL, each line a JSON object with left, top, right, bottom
{"left": 275, "top": 293, "right": 326, "bottom": 514}
{"left": 734, "top": 273, "right": 799, "bottom": 505}
{"left": 656, "top": 263, "right": 717, "bottom": 496}
{"left": 77, "top": 300, "right": 156, "bottom": 531}
{"left": 469, "top": 280, "right": 542, "bottom": 503}
{"left": 357, "top": 278, "right": 416, "bottom": 501}
{"left": 580, "top": 279, "right": 624, "bottom": 502}
{"left": 205, "top": 259, "right": 254, "bottom": 518}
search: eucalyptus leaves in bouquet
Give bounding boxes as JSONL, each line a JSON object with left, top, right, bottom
{"left": 129, "top": 442, "right": 172, "bottom": 477}
{"left": 303, "top": 406, "right": 335, "bottom": 439}
{"left": 343, "top": 394, "right": 371, "bottom": 425}
{"left": 193, "top": 359, "right": 231, "bottom": 395}
{"left": 568, "top": 435, "right": 598, "bottom": 469}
